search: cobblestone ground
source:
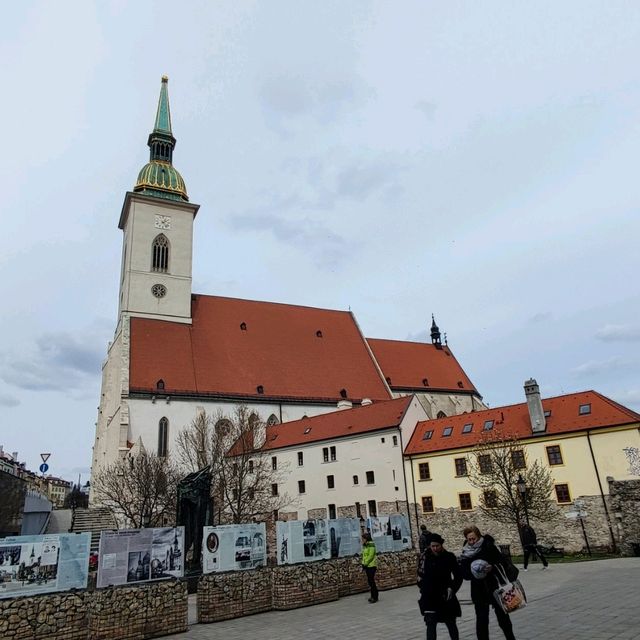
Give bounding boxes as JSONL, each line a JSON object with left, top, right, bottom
{"left": 170, "top": 558, "right": 640, "bottom": 640}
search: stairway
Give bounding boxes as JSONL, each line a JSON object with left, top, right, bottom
{"left": 70, "top": 507, "right": 118, "bottom": 553}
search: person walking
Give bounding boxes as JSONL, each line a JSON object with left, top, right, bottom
{"left": 519, "top": 522, "right": 548, "bottom": 571}
{"left": 419, "top": 524, "right": 433, "bottom": 553}
{"left": 459, "top": 526, "right": 519, "bottom": 640}
{"left": 361, "top": 532, "right": 378, "bottom": 603}
{"left": 418, "top": 533, "right": 463, "bottom": 640}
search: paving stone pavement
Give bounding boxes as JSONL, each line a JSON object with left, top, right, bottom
{"left": 169, "top": 558, "right": 640, "bottom": 640}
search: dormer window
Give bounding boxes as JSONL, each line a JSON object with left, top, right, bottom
{"left": 422, "top": 430, "right": 433, "bottom": 440}
{"left": 579, "top": 403, "right": 591, "bottom": 415}
{"left": 483, "top": 420, "right": 494, "bottom": 431}
{"left": 462, "top": 423, "right": 473, "bottom": 433}
{"left": 340, "top": 388, "right": 348, "bottom": 399}
{"left": 156, "top": 379, "right": 165, "bottom": 390}
{"left": 443, "top": 427, "right": 453, "bottom": 437}
{"left": 544, "top": 409, "right": 552, "bottom": 417}
{"left": 240, "top": 322, "right": 247, "bottom": 331}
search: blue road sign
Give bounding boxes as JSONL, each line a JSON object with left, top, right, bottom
{"left": 39, "top": 463, "right": 49, "bottom": 473}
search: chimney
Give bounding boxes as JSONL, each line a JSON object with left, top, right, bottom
{"left": 524, "top": 378, "right": 546, "bottom": 433}
{"left": 12, "top": 451, "right": 18, "bottom": 462}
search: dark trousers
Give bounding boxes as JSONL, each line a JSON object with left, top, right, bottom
{"left": 474, "top": 602, "right": 516, "bottom": 640}
{"left": 523, "top": 544, "right": 548, "bottom": 568}
{"left": 364, "top": 566, "right": 378, "bottom": 601}
{"left": 424, "top": 613, "right": 459, "bottom": 640}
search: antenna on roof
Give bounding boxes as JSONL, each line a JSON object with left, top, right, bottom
{"left": 444, "top": 332, "right": 448, "bottom": 346}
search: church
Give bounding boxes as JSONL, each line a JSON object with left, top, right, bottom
{"left": 90, "top": 78, "right": 484, "bottom": 480}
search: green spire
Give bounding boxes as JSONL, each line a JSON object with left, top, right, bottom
{"left": 134, "top": 76, "right": 189, "bottom": 202}
{"left": 147, "top": 76, "right": 176, "bottom": 163}
{"left": 153, "top": 75, "right": 172, "bottom": 135}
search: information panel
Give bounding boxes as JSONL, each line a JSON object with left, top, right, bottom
{"left": 327, "top": 518, "right": 362, "bottom": 558}
{"left": 202, "top": 523, "right": 266, "bottom": 573}
{"left": 276, "top": 519, "right": 330, "bottom": 565}
{"left": 97, "top": 527, "right": 184, "bottom": 588}
{"left": 367, "top": 514, "right": 411, "bottom": 552}
{"left": 0, "top": 532, "right": 91, "bottom": 599}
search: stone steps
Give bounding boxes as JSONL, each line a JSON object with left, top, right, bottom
{"left": 70, "top": 507, "right": 118, "bottom": 552}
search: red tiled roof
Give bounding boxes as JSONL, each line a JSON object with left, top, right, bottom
{"left": 129, "top": 295, "right": 392, "bottom": 402}
{"left": 404, "top": 390, "right": 640, "bottom": 455}
{"left": 261, "top": 396, "right": 413, "bottom": 451}
{"left": 367, "top": 338, "right": 478, "bottom": 393}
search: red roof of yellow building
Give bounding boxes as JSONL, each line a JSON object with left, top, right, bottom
{"left": 404, "top": 390, "right": 640, "bottom": 455}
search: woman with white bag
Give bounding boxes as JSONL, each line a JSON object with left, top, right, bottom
{"left": 459, "top": 526, "right": 519, "bottom": 640}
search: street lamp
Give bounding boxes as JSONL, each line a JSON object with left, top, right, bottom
{"left": 516, "top": 473, "right": 530, "bottom": 526}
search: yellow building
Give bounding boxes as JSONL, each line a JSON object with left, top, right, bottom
{"left": 404, "top": 381, "right": 640, "bottom": 552}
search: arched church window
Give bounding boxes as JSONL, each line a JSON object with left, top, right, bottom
{"left": 436, "top": 411, "right": 447, "bottom": 419}
{"left": 266, "top": 414, "right": 279, "bottom": 426}
{"left": 152, "top": 235, "right": 169, "bottom": 273}
{"left": 158, "top": 417, "right": 169, "bottom": 457}
{"left": 215, "top": 419, "right": 232, "bottom": 436}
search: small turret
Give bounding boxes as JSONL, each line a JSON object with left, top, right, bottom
{"left": 431, "top": 314, "right": 442, "bottom": 349}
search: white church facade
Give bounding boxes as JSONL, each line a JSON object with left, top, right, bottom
{"left": 91, "top": 78, "right": 485, "bottom": 487}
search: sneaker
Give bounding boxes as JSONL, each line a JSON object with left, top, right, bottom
{"left": 523, "top": 568, "right": 528, "bottom": 572}
{"left": 542, "top": 566, "right": 548, "bottom": 570}
{"left": 368, "top": 599, "right": 378, "bottom": 604}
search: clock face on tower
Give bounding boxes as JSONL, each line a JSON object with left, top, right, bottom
{"left": 154, "top": 215, "right": 171, "bottom": 230}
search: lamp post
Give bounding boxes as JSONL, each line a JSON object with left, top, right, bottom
{"left": 516, "top": 474, "right": 530, "bottom": 526}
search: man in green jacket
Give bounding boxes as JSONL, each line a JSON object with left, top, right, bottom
{"left": 361, "top": 532, "right": 378, "bottom": 603}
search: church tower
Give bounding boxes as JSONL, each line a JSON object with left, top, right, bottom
{"left": 117, "top": 76, "right": 199, "bottom": 324}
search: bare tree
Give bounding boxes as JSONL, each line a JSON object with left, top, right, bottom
{"left": 466, "top": 432, "right": 555, "bottom": 535}
{"left": 176, "top": 405, "right": 294, "bottom": 524}
{"left": 92, "top": 450, "right": 180, "bottom": 528}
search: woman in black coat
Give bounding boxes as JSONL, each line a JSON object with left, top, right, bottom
{"left": 459, "top": 526, "right": 518, "bottom": 640}
{"left": 418, "top": 533, "right": 463, "bottom": 640}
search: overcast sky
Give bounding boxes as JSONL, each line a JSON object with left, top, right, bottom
{"left": 2, "top": 1, "right": 639, "bottom": 483}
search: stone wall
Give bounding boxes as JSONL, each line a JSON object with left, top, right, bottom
{"left": 0, "top": 579, "right": 187, "bottom": 640}
{"left": 87, "top": 579, "right": 187, "bottom": 640}
{"left": 0, "top": 591, "right": 87, "bottom": 640}
{"left": 197, "top": 550, "right": 418, "bottom": 623}
{"left": 609, "top": 478, "right": 640, "bottom": 556}
{"left": 409, "top": 492, "right": 616, "bottom": 554}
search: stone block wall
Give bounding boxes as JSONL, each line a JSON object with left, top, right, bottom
{"left": 409, "top": 492, "right": 616, "bottom": 555}
{"left": 609, "top": 478, "right": 640, "bottom": 555}
{"left": 0, "top": 591, "right": 87, "bottom": 640}
{"left": 87, "top": 579, "right": 187, "bottom": 640}
{"left": 0, "top": 580, "right": 187, "bottom": 640}
{"left": 197, "top": 550, "right": 418, "bottom": 623}
{"left": 198, "top": 567, "right": 273, "bottom": 622}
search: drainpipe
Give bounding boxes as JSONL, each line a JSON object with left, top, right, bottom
{"left": 586, "top": 431, "right": 617, "bottom": 552}
{"left": 407, "top": 453, "right": 420, "bottom": 544}
{"left": 398, "top": 427, "right": 414, "bottom": 543}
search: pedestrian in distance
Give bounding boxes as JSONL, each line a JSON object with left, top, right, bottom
{"left": 459, "top": 526, "right": 519, "bottom": 640}
{"left": 519, "top": 521, "right": 548, "bottom": 571}
{"left": 361, "top": 532, "right": 378, "bottom": 603}
{"left": 419, "top": 524, "right": 433, "bottom": 553}
{"left": 418, "top": 533, "right": 463, "bottom": 640}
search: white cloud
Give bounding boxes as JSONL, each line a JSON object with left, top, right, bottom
{"left": 595, "top": 325, "right": 640, "bottom": 342}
